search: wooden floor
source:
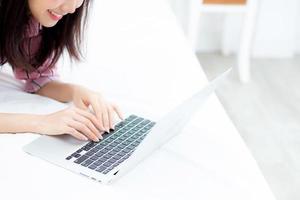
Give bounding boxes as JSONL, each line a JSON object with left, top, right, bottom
{"left": 197, "top": 53, "right": 300, "bottom": 200}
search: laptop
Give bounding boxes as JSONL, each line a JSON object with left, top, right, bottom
{"left": 23, "top": 69, "right": 231, "bottom": 184}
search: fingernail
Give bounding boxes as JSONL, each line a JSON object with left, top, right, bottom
{"left": 83, "top": 137, "right": 88, "bottom": 141}
{"left": 98, "top": 133, "right": 103, "bottom": 139}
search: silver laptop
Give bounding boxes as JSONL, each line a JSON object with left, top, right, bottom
{"left": 23, "top": 69, "right": 231, "bottom": 184}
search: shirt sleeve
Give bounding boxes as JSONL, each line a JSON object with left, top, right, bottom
{"left": 13, "top": 59, "right": 60, "bottom": 93}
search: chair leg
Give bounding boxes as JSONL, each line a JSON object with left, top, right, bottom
{"left": 187, "top": 0, "right": 202, "bottom": 51}
{"left": 238, "top": 0, "right": 258, "bottom": 83}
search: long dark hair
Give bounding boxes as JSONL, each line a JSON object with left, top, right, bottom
{"left": 0, "top": 0, "right": 91, "bottom": 72}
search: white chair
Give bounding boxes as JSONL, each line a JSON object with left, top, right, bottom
{"left": 187, "top": 0, "right": 258, "bottom": 82}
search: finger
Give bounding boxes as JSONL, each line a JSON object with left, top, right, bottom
{"left": 69, "top": 120, "right": 99, "bottom": 142}
{"left": 74, "top": 99, "right": 89, "bottom": 111}
{"left": 66, "top": 128, "right": 88, "bottom": 141}
{"left": 89, "top": 99, "right": 106, "bottom": 131}
{"left": 75, "top": 108, "right": 103, "bottom": 131}
{"left": 73, "top": 113, "right": 103, "bottom": 139}
{"left": 101, "top": 105, "right": 110, "bottom": 132}
{"left": 107, "top": 106, "right": 114, "bottom": 130}
{"left": 112, "top": 104, "right": 124, "bottom": 120}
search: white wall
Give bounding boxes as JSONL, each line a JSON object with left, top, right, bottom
{"left": 252, "top": 0, "right": 298, "bottom": 58}
{"left": 295, "top": 3, "right": 300, "bottom": 54}
{"left": 167, "top": 0, "right": 300, "bottom": 58}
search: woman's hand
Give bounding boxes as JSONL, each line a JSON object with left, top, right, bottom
{"left": 34, "top": 82, "right": 123, "bottom": 141}
{"left": 38, "top": 106, "right": 103, "bottom": 142}
{"left": 71, "top": 85, "right": 123, "bottom": 133}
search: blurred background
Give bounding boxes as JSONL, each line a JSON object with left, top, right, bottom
{"left": 167, "top": 0, "right": 300, "bottom": 200}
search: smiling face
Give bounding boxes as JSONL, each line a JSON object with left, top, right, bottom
{"left": 28, "top": 0, "right": 84, "bottom": 27}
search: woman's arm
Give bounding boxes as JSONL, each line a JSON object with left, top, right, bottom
{"left": 0, "top": 109, "right": 102, "bottom": 142}
{"left": 0, "top": 82, "right": 100, "bottom": 140}
{"left": 0, "top": 81, "right": 121, "bottom": 141}
{"left": 35, "top": 80, "right": 76, "bottom": 103}
{"left": 0, "top": 113, "right": 41, "bottom": 134}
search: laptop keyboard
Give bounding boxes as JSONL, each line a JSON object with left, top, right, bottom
{"left": 65, "top": 115, "right": 155, "bottom": 174}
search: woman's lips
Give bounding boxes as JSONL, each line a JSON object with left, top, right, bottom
{"left": 48, "top": 10, "right": 63, "bottom": 21}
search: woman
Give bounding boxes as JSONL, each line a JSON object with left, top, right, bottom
{"left": 0, "top": 0, "right": 123, "bottom": 142}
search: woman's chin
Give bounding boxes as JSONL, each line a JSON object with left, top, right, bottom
{"left": 41, "top": 21, "right": 58, "bottom": 28}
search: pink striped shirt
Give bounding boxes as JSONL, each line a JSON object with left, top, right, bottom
{"left": 10, "top": 18, "right": 60, "bottom": 93}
